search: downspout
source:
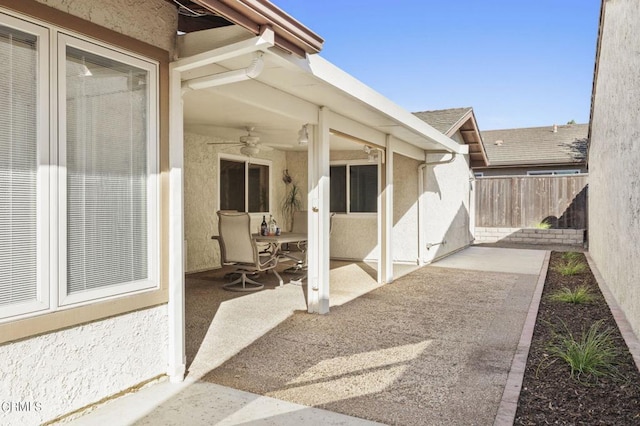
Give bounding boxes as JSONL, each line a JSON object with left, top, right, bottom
{"left": 417, "top": 150, "right": 457, "bottom": 264}
{"left": 182, "top": 52, "right": 265, "bottom": 91}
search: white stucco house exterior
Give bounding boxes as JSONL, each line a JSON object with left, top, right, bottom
{"left": 0, "top": 1, "right": 474, "bottom": 424}
{"left": 588, "top": 0, "right": 640, "bottom": 339}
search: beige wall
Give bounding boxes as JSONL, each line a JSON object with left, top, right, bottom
{"left": 393, "top": 153, "right": 420, "bottom": 263}
{"left": 422, "top": 152, "right": 473, "bottom": 263}
{"left": 34, "top": 0, "right": 177, "bottom": 56}
{"left": 329, "top": 150, "right": 379, "bottom": 260}
{"left": 0, "top": 3, "right": 175, "bottom": 424}
{"left": 184, "top": 132, "right": 288, "bottom": 273}
{"left": 589, "top": 0, "right": 640, "bottom": 337}
{"left": 285, "top": 151, "right": 308, "bottom": 212}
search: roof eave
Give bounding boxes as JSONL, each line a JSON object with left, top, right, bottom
{"left": 303, "top": 54, "right": 466, "bottom": 154}
{"left": 452, "top": 109, "right": 490, "bottom": 167}
{"left": 191, "top": 0, "right": 324, "bottom": 56}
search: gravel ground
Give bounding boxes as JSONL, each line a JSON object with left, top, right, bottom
{"left": 198, "top": 264, "right": 540, "bottom": 426}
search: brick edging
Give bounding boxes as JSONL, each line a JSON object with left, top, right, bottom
{"left": 493, "top": 251, "right": 551, "bottom": 426}
{"left": 585, "top": 253, "right": 640, "bottom": 372}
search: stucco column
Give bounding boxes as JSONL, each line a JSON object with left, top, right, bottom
{"left": 307, "top": 106, "right": 331, "bottom": 314}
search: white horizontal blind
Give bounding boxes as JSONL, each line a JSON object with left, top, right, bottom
{"left": 0, "top": 25, "right": 38, "bottom": 307}
{"left": 65, "top": 46, "right": 148, "bottom": 294}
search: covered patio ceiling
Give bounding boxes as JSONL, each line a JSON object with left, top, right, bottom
{"left": 179, "top": 26, "right": 467, "bottom": 154}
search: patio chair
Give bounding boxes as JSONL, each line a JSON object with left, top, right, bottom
{"left": 284, "top": 211, "right": 335, "bottom": 275}
{"left": 217, "top": 211, "right": 280, "bottom": 292}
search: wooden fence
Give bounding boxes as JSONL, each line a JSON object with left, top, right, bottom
{"left": 475, "top": 175, "right": 588, "bottom": 229}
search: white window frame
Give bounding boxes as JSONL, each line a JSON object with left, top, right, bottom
{"left": 218, "top": 153, "right": 272, "bottom": 214}
{"left": 0, "top": 14, "right": 50, "bottom": 320}
{"left": 330, "top": 160, "right": 378, "bottom": 215}
{"left": 527, "top": 169, "right": 580, "bottom": 176}
{"left": 57, "top": 33, "right": 160, "bottom": 307}
{"left": 0, "top": 10, "right": 160, "bottom": 322}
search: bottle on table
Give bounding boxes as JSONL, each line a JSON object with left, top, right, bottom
{"left": 268, "top": 215, "right": 277, "bottom": 235}
{"left": 261, "top": 215, "right": 268, "bottom": 236}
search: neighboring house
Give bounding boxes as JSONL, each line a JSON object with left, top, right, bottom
{"left": 0, "top": 1, "right": 473, "bottom": 424}
{"left": 589, "top": 0, "right": 640, "bottom": 339}
{"left": 476, "top": 123, "right": 589, "bottom": 176}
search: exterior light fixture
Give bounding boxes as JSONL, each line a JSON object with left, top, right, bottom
{"left": 297, "top": 124, "right": 309, "bottom": 145}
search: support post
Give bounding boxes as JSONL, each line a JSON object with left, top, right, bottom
{"left": 380, "top": 135, "right": 394, "bottom": 284}
{"left": 307, "top": 106, "right": 331, "bottom": 314}
{"left": 168, "top": 65, "right": 186, "bottom": 382}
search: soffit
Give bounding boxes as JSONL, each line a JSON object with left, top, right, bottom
{"left": 180, "top": 37, "right": 461, "bottom": 153}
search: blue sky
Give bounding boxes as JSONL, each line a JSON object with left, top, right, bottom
{"left": 272, "top": 1, "right": 601, "bottom": 130}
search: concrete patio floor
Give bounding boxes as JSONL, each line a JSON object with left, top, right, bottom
{"left": 64, "top": 247, "right": 547, "bottom": 425}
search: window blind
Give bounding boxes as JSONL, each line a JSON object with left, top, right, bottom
{"left": 0, "top": 26, "right": 38, "bottom": 306}
{"left": 66, "top": 46, "right": 148, "bottom": 294}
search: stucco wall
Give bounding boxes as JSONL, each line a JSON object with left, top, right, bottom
{"left": 0, "top": 305, "right": 167, "bottom": 426}
{"left": 393, "top": 153, "right": 420, "bottom": 263}
{"left": 422, "top": 152, "right": 472, "bottom": 263}
{"left": 589, "top": 0, "right": 640, "bottom": 336}
{"left": 184, "top": 132, "right": 288, "bottom": 273}
{"left": 329, "top": 150, "right": 379, "bottom": 260}
{"left": 34, "top": 0, "right": 177, "bottom": 56}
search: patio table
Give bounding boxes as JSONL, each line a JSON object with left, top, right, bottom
{"left": 253, "top": 232, "right": 307, "bottom": 285}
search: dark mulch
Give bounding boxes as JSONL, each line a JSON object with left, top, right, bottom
{"left": 515, "top": 252, "right": 640, "bottom": 425}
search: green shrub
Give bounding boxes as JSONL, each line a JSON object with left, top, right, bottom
{"left": 546, "top": 320, "right": 621, "bottom": 384}
{"left": 549, "top": 285, "right": 595, "bottom": 304}
{"left": 561, "top": 251, "right": 582, "bottom": 262}
{"left": 534, "top": 220, "right": 552, "bottom": 229}
{"left": 553, "top": 259, "right": 588, "bottom": 276}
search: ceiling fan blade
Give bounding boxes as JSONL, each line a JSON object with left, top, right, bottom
{"left": 258, "top": 144, "right": 274, "bottom": 151}
{"left": 264, "top": 143, "right": 292, "bottom": 149}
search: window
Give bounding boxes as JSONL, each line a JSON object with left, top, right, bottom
{"left": 330, "top": 163, "right": 377, "bottom": 213}
{"left": 0, "top": 12, "right": 159, "bottom": 322}
{"left": 219, "top": 156, "right": 270, "bottom": 213}
{"left": 0, "top": 18, "right": 49, "bottom": 319}
{"left": 527, "top": 169, "right": 580, "bottom": 176}
{"left": 60, "top": 35, "right": 158, "bottom": 305}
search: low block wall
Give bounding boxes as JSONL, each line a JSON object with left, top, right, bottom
{"left": 475, "top": 227, "right": 584, "bottom": 246}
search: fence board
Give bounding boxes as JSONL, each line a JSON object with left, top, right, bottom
{"left": 475, "top": 175, "right": 588, "bottom": 228}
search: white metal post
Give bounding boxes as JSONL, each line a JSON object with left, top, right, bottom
{"left": 381, "top": 135, "right": 394, "bottom": 284}
{"left": 307, "top": 106, "right": 331, "bottom": 314}
{"left": 168, "top": 65, "right": 186, "bottom": 382}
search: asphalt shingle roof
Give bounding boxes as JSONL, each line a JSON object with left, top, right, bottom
{"left": 481, "top": 124, "right": 588, "bottom": 166}
{"left": 413, "top": 107, "right": 473, "bottom": 135}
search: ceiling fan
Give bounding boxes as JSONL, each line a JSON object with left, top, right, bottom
{"left": 207, "top": 126, "right": 273, "bottom": 157}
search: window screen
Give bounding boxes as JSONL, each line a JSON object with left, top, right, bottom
{"left": 350, "top": 165, "right": 377, "bottom": 213}
{"left": 0, "top": 25, "right": 38, "bottom": 306}
{"left": 248, "top": 163, "right": 269, "bottom": 212}
{"left": 220, "top": 159, "right": 245, "bottom": 211}
{"left": 220, "top": 159, "right": 270, "bottom": 213}
{"left": 330, "top": 164, "right": 377, "bottom": 213}
{"left": 65, "top": 46, "right": 149, "bottom": 294}
{"left": 330, "top": 165, "right": 347, "bottom": 213}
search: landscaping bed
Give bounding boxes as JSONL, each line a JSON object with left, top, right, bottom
{"left": 515, "top": 252, "right": 640, "bottom": 424}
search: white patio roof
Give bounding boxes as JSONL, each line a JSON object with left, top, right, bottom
{"left": 179, "top": 27, "right": 467, "bottom": 154}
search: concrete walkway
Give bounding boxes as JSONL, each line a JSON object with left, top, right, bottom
{"left": 64, "top": 247, "right": 547, "bottom": 426}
